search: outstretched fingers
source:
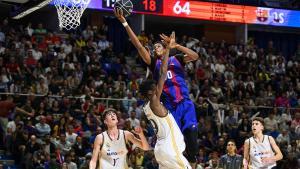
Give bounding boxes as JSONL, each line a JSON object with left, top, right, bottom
{"left": 171, "top": 31, "right": 175, "bottom": 39}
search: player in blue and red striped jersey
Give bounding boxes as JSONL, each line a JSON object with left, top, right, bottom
{"left": 115, "top": 9, "right": 199, "bottom": 169}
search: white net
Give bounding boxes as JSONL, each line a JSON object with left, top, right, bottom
{"left": 54, "top": 0, "right": 91, "bottom": 30}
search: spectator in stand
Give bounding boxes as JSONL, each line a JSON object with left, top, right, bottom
{"left": 128, "top": 101, "right": 142, "bottom": 120}
{"left": 24, "top": 135, "right": 40, "bottom": 169}
{"left": 63, "top": 153, "right": 78, "bottom": 169}
{"left": 54, "top": 133, "right": 72, "bottom": 156}
{"left": 127, "top": 110, "right": 140, "bottom": 129}
{"left": 205, "top": 151, "right": 220, "bottom": 169}
{"left": 275, "top": 91, "right": 290, "bottom": 109}
{"left": 291, "top": 112, "right": 300, "bottom": 129}
{"left": 6, "top": 56, "right": 21, "bottom": 75}
{"left": 34, "top": 23, "right": 47, "bottom": 44}
{"left": 82, "top": 25, "right": 94, "bottom": 40}
{"left": 219, "top": 140, "right": 243, "bottom": 169}
{"left": 35, "top": 115, "right": 51, "bottom": 137}
{"left": 216, "top": 137, "right": 226, "bottom": 155}
{"left": 66, "top": 125, "right": 78, "bottom": 146}
{"left": 264, "top": 112, "right": 279, "bottom": 137}
{"left": 98, "top": 35, "right": 109, "bottom": 52}
{"left": 122, "top": 92, "right": 137, "bottom": 112}
{"left": 0, "top": 96, "right": 33, "bottom": 136}
{"left": 25, "top": 50, "right": 38, "bottom": 68}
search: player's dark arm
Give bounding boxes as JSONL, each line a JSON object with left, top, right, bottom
{"left": 160, "top": 33, "right": 199, "bottom": 63}
{"left": 114, "top": 9, "right": 151, "bottom": 65}
{"left": 149, "top": 33, "right": 172, "bottom": 118}
{"left": 175, "top": 44, "right": 199, "bottom": 63}
{"left": 156, "top": 34, "right": 172, "bottom": 98}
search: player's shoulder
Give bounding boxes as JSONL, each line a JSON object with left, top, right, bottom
{"left": 96, "top": 133, "right": 104, "bottom": 139}
{"left": 244, "top": 138, "right": 251, "bottom": 144}
{"left": 94, "top": 133, "right": 105, "bottom": 144}
{"left": 123, "top": 130, "right": 131, "bottom": 136}
{"left": 266, "top": 135, "right": 275, "bottom": 142}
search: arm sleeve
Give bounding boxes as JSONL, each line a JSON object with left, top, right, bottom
{"left": 174, "top": 54, "right": 185, "bottom": 66}
{"left": 141, "top": 54, "right": 156, "bottom": 74}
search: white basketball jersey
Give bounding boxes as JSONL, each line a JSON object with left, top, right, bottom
{"left": 248, "top": 135, "right": 276, "bottom": 169}
{"left": 98, "top": 130, "right": 129, "bottom": 169}
{"left": 143, "top": 102, "right": 191, "bottom": 169}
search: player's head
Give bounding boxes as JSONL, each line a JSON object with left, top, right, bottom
{"left": 252, "top": 117, "right": 264, "bottom": 135}
{"left": 139, "top": 80, "right": 157, "bottom": 100}
{"left": 226, "top": 140, "right": 237, "bottom": 154}
{"left": 153, "top": 41, "right": 166, "bottom": 58}
{"left": 102, "top": 108, "right": 118, "bottom": 127}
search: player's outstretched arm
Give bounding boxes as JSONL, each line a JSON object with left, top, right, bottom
{"left": 160, "top": 33, "right": 199, "bottom": 63}
{"left": 156, "top": 32, "right": 172, "bottom": 98}
{"left": 125, "top": 127, "right": 150, "bottom": 151}
{"left": 243, "top": 139, "right": 250, "bottom": 169}
{"left": 114, "top": 8, "right": 151, "bottom": 65}
{"left": 90, "top": 134, "right": 103, "bottom": 169}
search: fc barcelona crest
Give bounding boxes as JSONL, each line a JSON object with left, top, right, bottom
{"left": 256, "top": 9, "right": 269, "bottom": 22}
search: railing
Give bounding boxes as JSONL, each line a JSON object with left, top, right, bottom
{"left": 1, "top": 92, "right": 299, "bottom": 114}
{"left": 0, "top": 92, "right": 136, "bottom": 110}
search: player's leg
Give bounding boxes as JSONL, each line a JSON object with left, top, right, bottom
{"left": 183, "top": 128, "right": 198, "bottom": 169}
{"left": 169, "top": 106, "right": 183, "bottom": 130}
{"left": 179, "top": 99, "right": 198, "bottom": 169}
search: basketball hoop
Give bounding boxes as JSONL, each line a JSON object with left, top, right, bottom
{"left": 54, "top": 0, "right": 90, "bottom": 30}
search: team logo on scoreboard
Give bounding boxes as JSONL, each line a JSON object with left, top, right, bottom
{"left": 256, "top": 8, "right": 269, "bottom": 22}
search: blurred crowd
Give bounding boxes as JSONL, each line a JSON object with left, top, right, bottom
{"left": 0, "top": 17, "right": 300, "bottom": 169}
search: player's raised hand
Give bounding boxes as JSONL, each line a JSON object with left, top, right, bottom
{"left": 160, "top": 31, "right": 177, "bottom": 49}
{"left": 114, "top": 8, "right": 126, "bottom": 23}
{"left": 169, "top": 31, "right": 176, "bottom": 48}
{"left": 132, "top": 126, "right": 144, "bottom": 136}
{"left": 159, "top": 33, "right": 170, "bottom": 45}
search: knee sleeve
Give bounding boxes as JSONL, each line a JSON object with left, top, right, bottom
{"left": 183, "top": 128, "right": 198, "bottom": 163}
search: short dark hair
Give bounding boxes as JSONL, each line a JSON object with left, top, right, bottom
{"left": 102, "top": 108, "right": 117, "bottom": 120}
{"left": 227, "top": 139, "right": 236, "bottom": 146}
{"left": 139, "top": 80, "right": 156, "bottom": 97}
{"left": 252, "top": 117, "right": 264, "bottom": 126}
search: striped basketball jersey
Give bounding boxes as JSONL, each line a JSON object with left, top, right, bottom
{"left": 248, "top": 135, "right": 276, "bottom": 169}
{"left": 98, "top": 130, "right": 128, "bottom": 169}
{"left": 153, "top": 55, "right": 190, "bottom": 109}
{"left": 143, "top": 101, "right": 191, "bottom": 169}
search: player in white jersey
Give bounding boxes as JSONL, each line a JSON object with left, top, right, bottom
{"left": 139, "top": 32, "right": 191, "bottom": 169}
{"left": 89, "top": 108, "right": 150, "bottom": 169}
{"left": 243, "top": 117, "right": 283, "bottom": 169}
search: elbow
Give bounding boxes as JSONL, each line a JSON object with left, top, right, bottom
{"left": 89, "top": 161, "right": 96, "bottom": 169}
{"left": 192, "top": 53, "right": 199, "bottom": 60}
{"left": 187, "top": 53, "right": 199, "bottom": 61}
{"left": 278, "top": 153, "right": 283, "bottom": 160}
{"left": 142, "top": 144, "right": 150, "bottom": 151}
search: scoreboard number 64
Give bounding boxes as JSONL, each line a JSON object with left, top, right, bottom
{"left": 173, "top": 1, "right": 191, "bottom": 15}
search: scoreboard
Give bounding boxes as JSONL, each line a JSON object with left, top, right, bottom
{"left": 87, "top": 0, "right": 300, "bottom": 28}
